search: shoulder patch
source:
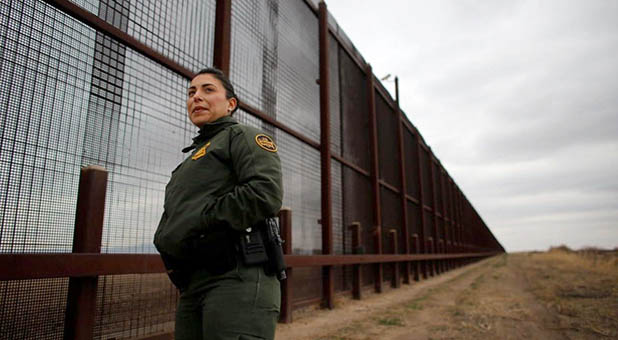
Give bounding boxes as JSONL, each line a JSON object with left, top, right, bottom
{"left": 192, "top": 142, "right": 210, "bottom": 160}
{"left": 255, "top": 134, "right": 278, "bottom": 152}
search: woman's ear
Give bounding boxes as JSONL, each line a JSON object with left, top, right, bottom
{"left": 227, "top": 97, "right": 237, "bottom": 113}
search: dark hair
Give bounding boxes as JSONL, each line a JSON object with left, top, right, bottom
{"left": 193, "top": 67, "right": 239, "bottom": 114}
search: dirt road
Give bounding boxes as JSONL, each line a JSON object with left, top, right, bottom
{"left": 275, "top": 250, "right": 618, "bottom": 340}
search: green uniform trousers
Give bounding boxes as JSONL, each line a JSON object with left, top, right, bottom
{"left": 175, "top": 259, "right": 280, "bottom": 340}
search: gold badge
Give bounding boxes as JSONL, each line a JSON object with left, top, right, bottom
{"left": 192, "top": 142, "right": 210, "bottom": 160}
{"left": 255, "top": 134, "right": 277, "bottom": 152}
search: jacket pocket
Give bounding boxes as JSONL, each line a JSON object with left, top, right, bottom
{"left": 190, "top": 227, "right": 239, "bottom": 276}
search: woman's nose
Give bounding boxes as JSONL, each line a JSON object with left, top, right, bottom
{"left": 192, "top": 92, "right": 203, "bottom": 103}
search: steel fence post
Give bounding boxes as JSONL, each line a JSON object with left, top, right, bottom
{"left": 64, "top": 165, "right": 108, "bottom": 340}
{"left": 213, "top": 0, "right": 232, "bottom": 75}
{"left": 390, "top": 229, "right": 400, "bottom": 288}
{"left": 411, "top": 234, "right": 421, "bottom": 281}
{"left": 366, "top": 63, "right": 383, "bottom": 293}
{"left": 318, "top": 0, "right": 334, "bottom": 310}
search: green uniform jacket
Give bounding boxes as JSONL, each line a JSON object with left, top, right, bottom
{"left": 153, "top": 115, "right": 283, "bottom": 262}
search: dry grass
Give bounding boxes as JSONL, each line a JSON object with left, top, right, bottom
{"left": 279, "top": 249, "right": 618, "bottom": 340}
{"left": 521, "top": 247, "right": 618, "bottom": 338}
{"left": 546, "top": 245, "right": 618, "bottom": 274}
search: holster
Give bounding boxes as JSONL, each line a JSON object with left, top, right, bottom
{"left": 238, "top": 227, "right": 269, "bottom": 265}
{"left": 239, "top": 218, "right": 287, "bottom": 280}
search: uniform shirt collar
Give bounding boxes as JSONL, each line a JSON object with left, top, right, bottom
{"left": 182, "top": 115, "right": 238, "bottom": 153}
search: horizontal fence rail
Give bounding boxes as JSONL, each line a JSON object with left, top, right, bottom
{"left": 0, "top": 252, "right": 498, "bottom": 281}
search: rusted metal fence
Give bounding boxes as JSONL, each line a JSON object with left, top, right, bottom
{"left": 0, "top": 0, "right": 504, "bottom": 339}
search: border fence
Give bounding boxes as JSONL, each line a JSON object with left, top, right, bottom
{"left": 0, "top": 0, "right": 504, "bottom": 339}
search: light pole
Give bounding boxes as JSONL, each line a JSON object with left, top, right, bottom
{"left": 380, "top": 74, "right": 399, "bottom": 105}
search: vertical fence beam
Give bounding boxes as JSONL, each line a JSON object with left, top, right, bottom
{"left": 440, "top": 170, "right": 449, "bottom": 272}
{"left": 279, "top": 208, "right": 293, "bottom": 323}
{"left": 447, "top": 240, "right": 452, "bottom": 270}
{"left": 395, "top": 77, "right": 411, "bottom": 284}
{"left": 349, "top": 222, "right": 362, "bottom": 300}
{"left": 457, "top": 189, "right": 464, "bottom": 253}
{"left": 318, "top": 1, "right": 334, "bottom": 310}
{"left": 453, "top": 189, "right": 461, "bottom": 253}
{"left": 416, "top": 138, "right": 427, "bottom": 279}
{"left": 366, "top": 64, "right": 383, "bottom": 293}
{"left": 453, "top": 184, "right": 459, "bottom": 264}
{"left": 438, "top": 239, "right": 444, "bottom": 274}
{"left": 448, "top": 178, "right": 456, "bottom": 268}
{"left": 213, "top": 0, "right": 232, "bottom": 75}
{"left": 427, "top": 237, "right": 435, "bottom": 276}
{"left": 389, "top": 230, "right": 400, "bottom": 288}
{"left": 429, "top": 154, "right": 439, "bottom": 275}
{"left": 64, "top": 166, "right": 108, "bottom": 340}
{"left": 411, "top": 234, "right": 420, "bottom": 281}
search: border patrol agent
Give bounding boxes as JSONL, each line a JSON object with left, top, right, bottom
{"left": 154, "top": 67, "right": 283, "bottom": 340}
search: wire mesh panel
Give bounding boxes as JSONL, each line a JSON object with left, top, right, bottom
{"left": 329, "top": 34, "right": 349, "bottom": 292}
{"left": 332, "top": 160, "right": 344, "bottom": 254}
{"left": 229, "top": 0, "right": 278, "bottom": 117}
{"left": 69, "top": 0, "right": 216, "bottom": 72}
{"left": 93, "top": 274, "right": 177, "bottom": 339}
{"left": 328, "top": 33, "right": 341, "bottom": 156}
{"left": 403, "top": 124, "right": 420, "bottom": 199}
{"left": 376, "top": 91, "right": 400, "bottom": 189}
{"left": 290, "top": 266, "right": 322, "bottom": 308}
{"left": 448, "top": 179, "right": 455, "bottom": 224}
{"left": 0, "top": 0, "right": 201, "bottom": 337}
{"left": 339, "top": 45, "right": 370, "bottom": 171}
{"left": 407, "top": 200, "right": 422, "bottom": 247}
{"left": 463, "top": 202, "right": 471, "bottom": 244}
{"left": 277, "top": 127, "right": 321, "bottom": 254}
{"left": 434, "top": 163, "right": 443, "bottom": 215}
{"left": 420, "top": 146, "right": 433, "bottom": 208}
{"left": 425, "top": 213, "right": 435, "bottom": 250}
{"left": 332, "top": 159, "right": 350, "bottom": 292}
{"left": 436, "top": 215, "right": 444, "bottom": 245}
{"left": 0, "top": 0, "right": 96, "bottom": 254}
{"left": 0, "top": 1, "right": 95, "bottom": 338}
{"left": 99, "top": 48, "right": 191, "bottom": 254}
{"left": 70, "top": 0, "right": 99, "bottom": 13}
{"left": 72, "top": 13, "right": 190, "bottom": 340}
{"left": 230, "top": 0, "right": 320, "bottom": 141}
{"left": 0, "top": 278, "right": 69, "bottom": 340}
{"left": 446, "top": 180, "right": 455, "bottom": 244}
{"left": 338, "top": 41, "right": 375, "bottom": 287}
{"left": 342, "top": 167, "right": 373, "bottom": 251}
{"left": 275, "top": 0, "right": 320, "bottom": 140}
{"left": 381, "top": 187, "right": 402, "bottom": 282}
{"left": 381, "top": 188, "right": 402, "bottom": 254}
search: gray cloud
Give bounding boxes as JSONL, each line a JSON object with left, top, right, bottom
{"left": 327, "top": 0, "right": 618, "bottom": 251}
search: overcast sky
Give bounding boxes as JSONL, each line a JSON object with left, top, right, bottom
{"left": 326, "top": 0, "right": 618, "bottom": 252}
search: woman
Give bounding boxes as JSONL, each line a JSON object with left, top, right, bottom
{"left": 154, "top": 67, "right": 283, "bottom": 340}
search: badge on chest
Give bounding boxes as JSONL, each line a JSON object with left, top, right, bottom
{"left": 192, "top": 142, "right": 211, "bottom": 160}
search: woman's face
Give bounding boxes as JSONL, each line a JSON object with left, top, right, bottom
{"left": 186, "top": 73, "right": 237, "bottom": 128}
